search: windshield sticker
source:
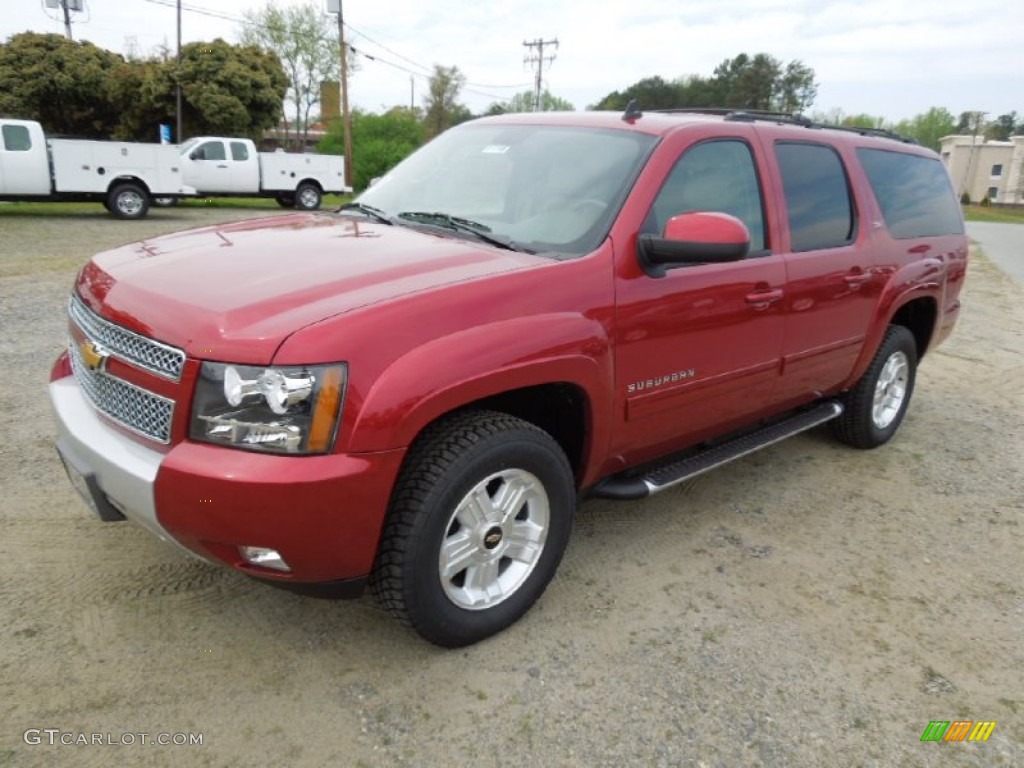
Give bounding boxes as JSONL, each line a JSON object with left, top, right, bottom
{"left": 481, "top": 145, "right": 511, "bottom": 155}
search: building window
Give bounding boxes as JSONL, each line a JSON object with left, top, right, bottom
{"left": 987, "top": 187, "right": 999, "bottom": 201}
{"left": 991, "top": 164, "right": 1003, "bottom": 177}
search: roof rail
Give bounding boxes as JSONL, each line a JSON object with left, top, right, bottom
{"left": 648, "top": 107, "right": 917, "bottom": 144}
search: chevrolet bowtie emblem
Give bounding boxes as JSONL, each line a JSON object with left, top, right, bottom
{"left": 79, "top": 339, "right": 111, "bottom": 372}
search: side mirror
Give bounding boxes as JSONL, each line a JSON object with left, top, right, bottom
{"left": 189, "top": 150, "right": 201, "bottom": 160}
{"left": 638, "top": 211, "right": 750, "bottom": 277}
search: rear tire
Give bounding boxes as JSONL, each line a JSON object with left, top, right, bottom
{"left": 107, "top": 182, "right": 149, "bottom": 220}
{"left": 834, "top": 325, "right": 918, "bottom": 449}
{"left": 294, "top": 182, "right": 322, "bottom": 211}
{"left": 371, "top": 410, "right": 575, "bottom": 647}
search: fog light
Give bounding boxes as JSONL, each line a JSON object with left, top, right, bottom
{"left": 239, "top": 546, "right": 291, "bottom": 572}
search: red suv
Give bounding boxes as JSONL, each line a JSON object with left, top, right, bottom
{"left": 50, "top": 108, "right": 968, "bottom": 646}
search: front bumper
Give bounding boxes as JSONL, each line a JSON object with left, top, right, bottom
{"left": 50, "top": 375, "right": 407, "bottom": 585}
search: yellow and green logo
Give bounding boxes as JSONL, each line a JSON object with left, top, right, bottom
{"left": 921, "top": 721, "right": 996, "bottom": 742}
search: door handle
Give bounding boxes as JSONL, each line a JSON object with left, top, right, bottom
{"left": 217, "top": 164, "right": 229, "bottom": 169}
{"left": 844, "top": 270, "right": 871, "bottom": 287}
{"left": 745, "top": 288, "right": 783, "bottom": 307}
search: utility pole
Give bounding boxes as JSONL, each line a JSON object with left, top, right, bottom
{"left": 176, "top": 0, "right": 183, "bottom": 144}
{"left": 522, "top": 38, "right": 558, "bottom": 112}
{"left": 331, "top": 1, "right": 354, "bottom": 189}
{"left": 62, "top": 0, "right": 73, "bottom": 40}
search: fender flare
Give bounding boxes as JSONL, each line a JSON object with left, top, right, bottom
{"left": 346, "top": 313, "right": 613, "bottom": 460}
{"left": 846, "top": 259, "right": 942, "bottom": 387}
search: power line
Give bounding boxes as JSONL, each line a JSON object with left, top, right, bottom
{"left": 139, "top": 0, "right": 241, "bottom": 24}
{"left": 344, "top": 21, "right": 531, "bottom": 91}
{"left": 343, "top": 22, "right": 433, "bottom": 76}
{"left": 135, "top": 0, "right": 526, "bottom": 105}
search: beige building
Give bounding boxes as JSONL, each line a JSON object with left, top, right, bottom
{"left": 939, "top": 134, "right": 1024, "bottom": 205}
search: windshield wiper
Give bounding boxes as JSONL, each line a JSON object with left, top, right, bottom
{"left": 336, "top": 202, "right": 394, "bottom": 225}
{"left": 396, "top": 211, "right": 528, "bottom": 252}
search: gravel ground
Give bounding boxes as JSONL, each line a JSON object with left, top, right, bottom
{"left": 1, "top": 207, "right": 1022, "bottom": 767}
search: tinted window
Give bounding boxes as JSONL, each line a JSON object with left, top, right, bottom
{"left": 2, "top": 124, "right": 32, "bottom": 152}
{"left": 857, "top": 148, "right": 964, "bottom": 238}
{"left": 646, "top": 140, "right": 766, "bottom": 251}
{"left": 776, "top": 143, "right": 855, "bottom": 251}
{"left": 194, "top": 141, "right": 226, "bottom": 161}
{"left": 230, "top": 141, "right": 249, "bottom": 161}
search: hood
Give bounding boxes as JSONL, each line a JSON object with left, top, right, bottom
{"left": 75, "top": 213, "right": 547, "bottom": 364}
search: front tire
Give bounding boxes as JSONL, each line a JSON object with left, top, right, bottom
{"left": 294, "top": 182, "right": 322, "bottom": 210}
{"left": 107, "top": 182, "right": 150, "bottom": 220}
{"left": 371, "top": 411, "right": 575, "bottom": 647}
{"left": 834, "top": 325, "right": 918, "bottom": 449}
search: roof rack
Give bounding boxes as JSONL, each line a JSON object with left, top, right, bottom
{"left": 647, "top": 107, "right": 917, "bottom": 144}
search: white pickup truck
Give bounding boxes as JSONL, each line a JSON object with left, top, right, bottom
{"left": 0, "top": 119, "right": 196, "bottom": 219}
{"left": 178, "top": 137, "right": 349, "bottom": 210}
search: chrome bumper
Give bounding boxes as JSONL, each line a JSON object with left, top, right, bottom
{"left": 50, "top": 376, "right": 192, "bottom": 555}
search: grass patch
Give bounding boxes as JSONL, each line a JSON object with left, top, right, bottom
{"left": 0, "top": 201, "right": 100, "bottom": 217}
{"left": 176, "top": 193, "right": 353, "bottom": 210}
{"left": 963, "top": 204, "right": 1024, "bottom": 223}
{"left": 0, "top": 194, "right": 353, "bottom": 218}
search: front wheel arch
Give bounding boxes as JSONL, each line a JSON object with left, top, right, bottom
{"left": 370, "top": 410, "right": 575, "bottom": 647}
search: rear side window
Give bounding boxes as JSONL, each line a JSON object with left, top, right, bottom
{"left": 230, "top": 141, "right": 249, "bottom": 161}
{"left": 2, "top": 124, "right": 32, "bottom": 152}
{"left": 856, "top": 148, "right": 964, "bottom": 238}
{"left": 776, "top": 142, "right": 855, "bottom": 252}
{"left": 193, "top": 141, "right": 226, "bottom": 161}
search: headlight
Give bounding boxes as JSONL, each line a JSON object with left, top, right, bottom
{"left": 190, "top": 362, "right": 346, "bottom": 454}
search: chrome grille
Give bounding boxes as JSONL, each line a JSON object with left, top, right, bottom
{"left": 69, "top": 295, "right": 185, "bottom": 380}
{"left": 69, "top": 341, "right": 175, "bottom": 444}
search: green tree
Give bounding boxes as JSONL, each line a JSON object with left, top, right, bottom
{"left": 893, "top": 107, "right": 956, "bottom": 151}
{"left": 590, "top": 55, "right": 816, "bottom": 114}
{"left": 985, "top": 112, "right": 1019, "bottom": 141}
{"left": 489, "top": 89, "right": 575, "bottom": 114}
{"left": 844, "top": 114, "right": 888, "bottom": 129}
{"left": 241, "top": 1, "right": 345, "bottom": 147}
{"left": 589, "top": 75, "right": 681, "bottom": 111}
{"left": 713, "top": 53, "right": 780, "bottom": 110}
{"left": 775, "top": 60, "right": 818, "bottom": 113}
{"left": 0, "top": 32, "right": 123, "bottom": 137}
{"left": 320, "top": 107, "right": 425, "bottom": 191}
{"left": 112, "top": 39, "right": 288, "bottom": 141}
{"left": 423, "top": 65, "right": 467, "bottom": 138}
{"left": 955, "top": 111, "right": 986, "bottom": 135}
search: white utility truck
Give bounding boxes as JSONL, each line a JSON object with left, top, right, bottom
{"left": 0, "top": 119, "right": 196, "bottom": 219}
{"left": 178, "top": 137, "right": 349, "bottom": 210}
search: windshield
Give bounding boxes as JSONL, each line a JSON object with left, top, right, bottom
{"left": 355, "top": 122, "right": 657, "bottom": 256}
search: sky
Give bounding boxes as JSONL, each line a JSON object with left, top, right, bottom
{"left": 3, "top": 0, "right": 1023, "bottom": 123}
